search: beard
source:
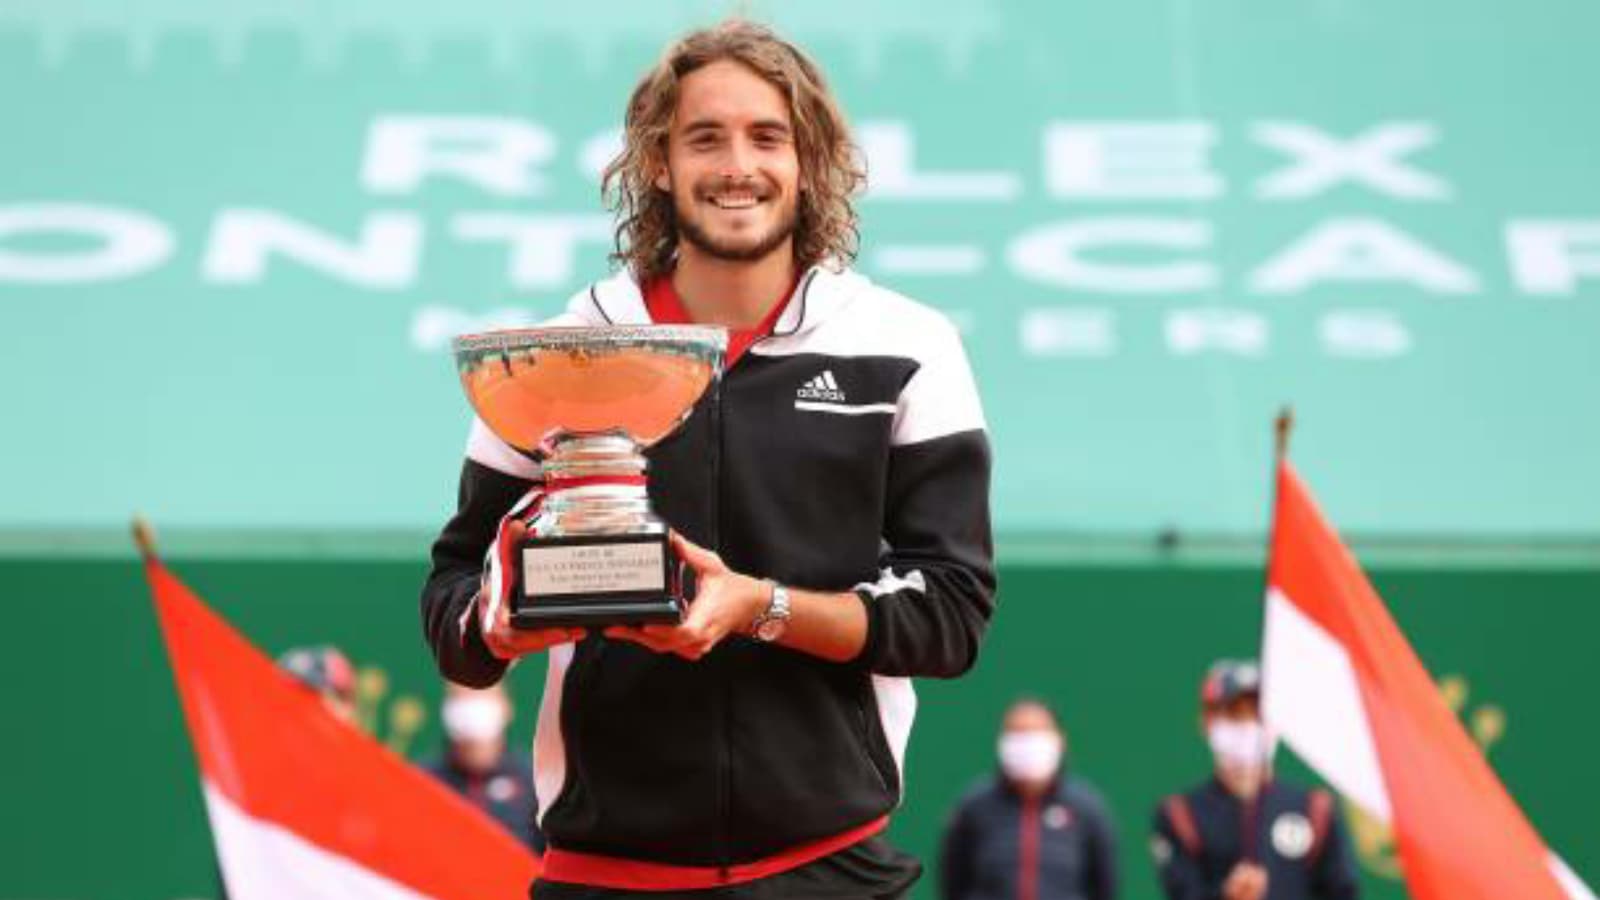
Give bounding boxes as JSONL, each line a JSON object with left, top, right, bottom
{"left": 673, "top": 181, "right": 800, "bottom": 264}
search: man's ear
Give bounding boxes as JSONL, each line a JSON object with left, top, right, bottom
{"left": 654, "top": 165, "right": 671, "bottom": 192}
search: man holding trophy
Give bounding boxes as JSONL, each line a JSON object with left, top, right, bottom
{"left": 421, "top": 19, "right": 994, "bottom": 899}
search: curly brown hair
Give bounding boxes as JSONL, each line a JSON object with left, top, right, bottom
{"left": 601, "top": 19, "right": 867, "bottom": 283}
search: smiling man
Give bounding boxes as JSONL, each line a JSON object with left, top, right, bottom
{"left": 421, "top": 19, "right": 995, "bottom": 899}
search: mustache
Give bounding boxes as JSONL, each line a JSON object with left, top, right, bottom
{"left": 694, "top": 175, "right": 774, "bottom": 198}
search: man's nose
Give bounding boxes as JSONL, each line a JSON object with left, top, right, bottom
{"left": 719, "top": 137, "right": 756, "bottom": 178}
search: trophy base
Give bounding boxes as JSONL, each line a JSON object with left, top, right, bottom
{"left": 510, "top": 596, "right": 683, "bottom": 629}
{"left": 512, "top": 531, "right": 685, "bottom": 630}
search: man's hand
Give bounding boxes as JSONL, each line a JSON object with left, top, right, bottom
{"left": 1222, "top": 862, "right": 1268, "bottom": 900}
{"left": 479, "top": 520, "right": 585, "bottom": 660}
{"left": 604, "top": 531, "right": 768, "bottom": 661}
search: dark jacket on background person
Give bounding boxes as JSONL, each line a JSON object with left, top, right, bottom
{"left": 940, "top": 774, "right": 1119, "bottom": 900}
{"left": 421, "top": 747, "right": 544, "bottom": 853}
{"left": 1151, "top": 778, "right": 1359, "bottom": 900}
{"left": 420, "top": 266, "right": 996, "bottom": 875}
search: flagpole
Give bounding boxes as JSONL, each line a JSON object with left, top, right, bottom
{"left": 1265, "top": 404, "right": 1293, "bottom": 580}
{"left": 1274, "top": 407, "right": 1293, "bottom": 463}
{"left": 1262, "top": 403, "right": 1293, "bottom": 613}
{"left": 1267, "top": 407, "right": 1294, "bottom": 576}
{"left": 132, "top": 516, "right": 159, "bottom": 561}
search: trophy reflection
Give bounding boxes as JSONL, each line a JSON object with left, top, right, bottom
{"left": 453, "top": 325, "right": 727, "bottom": 629}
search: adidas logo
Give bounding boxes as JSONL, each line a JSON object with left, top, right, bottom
{"left": 796, "top": 370, "right": 846, "bottom": 403}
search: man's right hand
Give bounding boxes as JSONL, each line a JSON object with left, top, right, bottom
{"left": 479, "top": 520, "right": 585, "bottom": 660}
{"left": 1222, "top": 862, "right": 1268, "bottom": 900}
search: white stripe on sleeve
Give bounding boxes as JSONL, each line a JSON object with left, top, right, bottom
{"left": 854, "top": 567, "right": 928, "bottom": 599}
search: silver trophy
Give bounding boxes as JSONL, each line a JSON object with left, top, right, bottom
{"left": 452, "top": 325, "right": 727, "bottom": 628}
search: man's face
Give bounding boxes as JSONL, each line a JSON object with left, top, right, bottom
{"left": 997, "top": 702, "right": 1064, "bottom": 790}
{"left": 1203, "top": 693, "right": 1274, "bottom": 788}
{"left": 443, "top": 684, "right": 511, "bottom": 774}
{"left": 656, "top": 59, "right": 802, "bottom": 266}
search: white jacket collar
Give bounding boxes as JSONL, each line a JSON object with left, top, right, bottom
{"left": 577, "top": 263, "right": 868, "bottom": 334}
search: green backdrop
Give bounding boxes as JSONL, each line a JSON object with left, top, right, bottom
{"left": 3, "top": 553, "right": 1595, "bottom": 900}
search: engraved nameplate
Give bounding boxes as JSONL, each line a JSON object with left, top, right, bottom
{"left": 523, "top": 540, "right": 666, "bottom": 597}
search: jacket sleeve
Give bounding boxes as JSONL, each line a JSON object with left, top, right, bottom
{"left": 853, "top": 318, "right": 996, "bottom": 678}
{"left": 419, "top": 419, "right": 540, "bottom": 687}
{"left": 1310, "top": 802, "right": 1361, "bottom": 900}
{"left": 1151, "top": 804, "right": 1217, "bottom": 900}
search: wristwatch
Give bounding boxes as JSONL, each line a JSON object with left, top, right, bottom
{"left": 751, "top": 580, "right": 791, "bottom": 643}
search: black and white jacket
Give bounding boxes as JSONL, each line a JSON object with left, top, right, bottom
{"left": 421, "top": 264, "right": 996, "bottom": 868}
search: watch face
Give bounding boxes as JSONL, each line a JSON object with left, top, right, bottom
{"left": 756, "top": 618, "right": 785, "bottom": 642}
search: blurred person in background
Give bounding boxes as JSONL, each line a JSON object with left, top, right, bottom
{"left": 276, "top": 644, "right": 357, "bottom": 724}
{"left": 939, "top": 697, "right": 1118, "bottom": 900}
{"left": 215, "top": 646, "right": 361, "bottom": 899}
{"left": 420, "top": 682, "right": 543, "bottom": 853}
{"left": 1150, "top": 660, "right": 1358, "bottom": 900}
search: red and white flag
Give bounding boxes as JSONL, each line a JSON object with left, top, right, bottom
{"left": 1260, "top": 461, "right": 1594, "bottom": 900}
{"left": 144, "top": 553, "right": 538, "bottom": 900}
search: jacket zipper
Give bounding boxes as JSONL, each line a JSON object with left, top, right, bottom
{"left": 715, "top": 651, "right": 733, "bottom": 880}
{"left": 710, "top": 264, "right": 813, "bottom": 879}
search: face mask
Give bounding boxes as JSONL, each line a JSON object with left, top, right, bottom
{"left": 1207, "top": 720, "right": 1275, "bottom": 770}
{"left": 442, "top": 696, "right": 508, "bottom": 742}
{"left": 997, "top": 731, "right": 1062, "bottom": 782}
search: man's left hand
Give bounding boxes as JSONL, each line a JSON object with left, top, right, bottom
{"left": 604, "top": 532, "right": 768, "bottom": 661}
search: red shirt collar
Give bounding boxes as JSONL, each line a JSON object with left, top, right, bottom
{"left": 642, "top": 272, "right": 798, "bottom": 368}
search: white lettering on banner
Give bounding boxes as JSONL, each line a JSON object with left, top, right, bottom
{"left": 860, "top": 122, "right": 1021, "bottom": 200}
{"left": 450, "top": 214, "right": 612, "bottom": 288}
{"left": 1044, "top": 122, "right": 1223, "bottom": 200}
{"left": 0, "top": 204, "right": 174, "bottom": 283}
{"left": 1020, "top": 308, "right": 1116, "bottom": 358}
{"left": 1012, "top": 308, "right": 1417, "bottom": 361}
{"left": 362, "top": 116, "right": 556, "bottom": 196}
{"left": 1009, "top": 219, "right": 1216, "bottom": 292}
{"left": 204, "top": 210, "right": 422, "bottom": 288}
{"left": 16, "top": 114, "right": 1597, "bottom": 348}
{"left": 1253, "top": 122, "right": 1451, "bottom": 200}
{"left": 1319, "top": 310, "right": 1414, "bottom": 358}
{"left": 1166, "top": 309, "right": 1269, "bottom": 357}
{"left": 1251, "top": 219, "right": 1480, "bottom": 294}
{"left": 1506, "top": 220, "right": 1600, "bottom": 296}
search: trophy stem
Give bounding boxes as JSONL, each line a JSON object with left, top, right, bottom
{"left": 534, "top": 433, "right": 661, "bottom": 536}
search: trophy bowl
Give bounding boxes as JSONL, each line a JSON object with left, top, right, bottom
{"left": 453, "top": 325, "right": 727, "bottom": 629}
